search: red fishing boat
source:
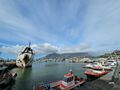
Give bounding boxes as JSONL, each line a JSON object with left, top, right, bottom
{"left": 84, "top": 69, "right": 108, "bottom": 81}
{"left": 34, "top": 70, "right": 86, "bottom": 90}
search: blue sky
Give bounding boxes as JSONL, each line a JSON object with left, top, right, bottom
{"left": 0, "top": 0, "right": 120, "bottom": 59}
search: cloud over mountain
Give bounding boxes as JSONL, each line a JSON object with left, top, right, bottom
{"left": 0, "top": 43, "right": 93, "bottom": 56}
{"left": 0, "top": 0, "right": 120, "bottom": 58}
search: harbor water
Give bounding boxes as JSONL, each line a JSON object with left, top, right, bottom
{"left": 10, "top": 62, "right": 86, "bottom": 90}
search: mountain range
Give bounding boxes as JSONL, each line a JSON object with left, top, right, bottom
{"left": 42, "top": 52, "right": 93, "bottom": 59}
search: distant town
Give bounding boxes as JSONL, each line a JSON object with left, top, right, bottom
{"left": 36, "top": 50, "right": 120, "bottom": 63}
{"left": 0, "top": 50, "right": 120, "bottom": 64}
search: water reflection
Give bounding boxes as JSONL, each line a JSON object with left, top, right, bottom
{"left": 11, "top": 68, "right": 32, "bottom": 90}
{"left": 11, "top": 62, "right": 86, "bottom": 90}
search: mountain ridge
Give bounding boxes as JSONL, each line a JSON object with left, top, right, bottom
{"left": 42, "top": 52, "right": 92, "bottom": 59}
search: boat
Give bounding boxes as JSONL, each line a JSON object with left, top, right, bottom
{"left": 85, "top": 63, "right": 93, "bottom": 68}
{"left": 85, "top": 62, "right": 103, "bottom": 70}
{"left": 84, "top": 69, "right": 108, "bottom": 81}
{"left": 101, "top": 65, "right": 112, "bottom": 70}
{"left": 106, "top": 60, "right": 117, "bottom": 68}
{"left": 16, "top": 42, "right": 35, "bottom": 68}
{"left": 85, "top": 62, "right": 112, "bottom": 70}
{"left": 34, "top": 70, "right": 86, "bottom": 90}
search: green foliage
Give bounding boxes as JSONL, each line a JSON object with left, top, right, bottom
{"left": 98, "top": 50, "right": 120, "bottom": 58}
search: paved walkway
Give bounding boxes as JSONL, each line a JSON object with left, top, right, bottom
{"left": 111, "top": 80, "right": 120, "bottom": 90}
{"left": 111, "top": 61, "right": 120, "bottom": 90}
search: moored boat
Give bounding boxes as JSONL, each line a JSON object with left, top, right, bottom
{"left": 84, "top": 69, "right": 108, "bottom": 81}
{"left": 85, "top": 62, "right": 112, "bottom": 70}
{"left": 34, "top": 70, "right": 86, "bottom": 90}
{"left": 85, "top": 69, "right": 108, "bottom": 77}
{"left": 85, "top": 62, "right": 103, "bottom": 70}
{"left": 106, "top": 60, "right": 117, "bottom": 68}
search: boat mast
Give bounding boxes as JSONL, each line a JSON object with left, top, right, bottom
{"left": 29, "top": 42, "right": 31, "bottom": 48}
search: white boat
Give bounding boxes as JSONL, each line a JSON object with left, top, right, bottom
{"left": 106, "top": 60, "right": 117, "bottom": 67}
{"left": 85, "top": 63, "right": 93, "bottom": 68}
{"left": 85, "top": 62, "right": 112, "bottom": 70}
{"left": 85, "top": 62, "right": 102, "bottom": 69}
{"left": 102, "top": 65, "right": 112, "bottom": 70}
{"left": 16, "top": 43, "right": 35, "bottom": 68}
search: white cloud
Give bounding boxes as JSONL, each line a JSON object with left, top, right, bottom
{"left": 58, "top": 43, "right": 94, "bottom": 53}
{"left": 81, "top": 0, "right": 120, "bottom": 51}
{"left": 0, "top": 43, "right": 58, "bottom": 55}
{"left": 0, "top": 45, "right": 24, "bottom": 54}
{"left": 0, "top": 43, "right": 94, "bottom": 56}
{"left": 33, "top": 43, "right": 58, "bottom": 54}
{"left": 0, "top": 0, "right": 66, "bottom": 44}
{"left": 0, "top": 0, "right": 120, "bottom": 53}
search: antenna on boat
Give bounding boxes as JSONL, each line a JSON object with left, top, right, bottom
{"left": 69, "top": 69, "right": 73, "bottom": 74}
{"left": 29, "top": 42, "right": 31, "bottom": 48}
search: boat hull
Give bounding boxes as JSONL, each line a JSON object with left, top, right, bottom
{"left": 34, "top": 79, "right": 86, "bottom": 90}
{"left": 84, "top": 71, "right": 108, "bottom": 81}
{"left": 16, "top": 53, "right": 34, "bottom": 68}
{"left": 54, "top": 79, "right": 86, "bottom": 90}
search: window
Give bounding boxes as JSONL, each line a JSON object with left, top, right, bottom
{"left": 63, "top": 77, "right": 73, "bottom": 82}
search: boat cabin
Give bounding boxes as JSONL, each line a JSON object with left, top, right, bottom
{"left": 106, "top": 60, "right": 117, "bottom": 66}
{"left": 21, "top": 47, "right": 34, "bottom": 54}
{"left": 62, "top": 71, "right": 75, "bottom": 86}
{"left": 21, "top": 42, "right": 34, "bottom": 54}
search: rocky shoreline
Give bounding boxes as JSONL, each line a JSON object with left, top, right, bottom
{"left": 0, "top": 61, "right": 17, "bottom": 71}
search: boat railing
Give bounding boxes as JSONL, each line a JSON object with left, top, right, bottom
{"left": 33, "top": 80, "right": 58, "bottom": 90}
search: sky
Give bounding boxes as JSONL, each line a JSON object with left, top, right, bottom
{"left": 0, "top": 0, "right": 120, "bottom": 59}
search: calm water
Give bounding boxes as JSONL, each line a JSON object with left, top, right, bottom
{"left": 10, "top": 62, "right": 86, "bottom": 90}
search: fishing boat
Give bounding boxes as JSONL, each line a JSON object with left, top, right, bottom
{"left": 84, "top": 69, "right": 108, "bottom": 81}
{"left": 16, "top": 42, "right": 35, "bottom": 68}
{"left": 34, "top": 70, "right": 86, "bottom": 90}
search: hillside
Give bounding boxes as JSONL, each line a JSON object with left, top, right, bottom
{"left": 42, "top": 52, "right": 92, "bottom": 59}
{"left": 98, "top": 50, "right": 120, "bottom": 59}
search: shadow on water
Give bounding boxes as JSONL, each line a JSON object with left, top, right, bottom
{"left": 11, "top": 67, "right": 32, "bottom": 90}
{"left": 10, "top": 62, "right": 86, "bottom": 90}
